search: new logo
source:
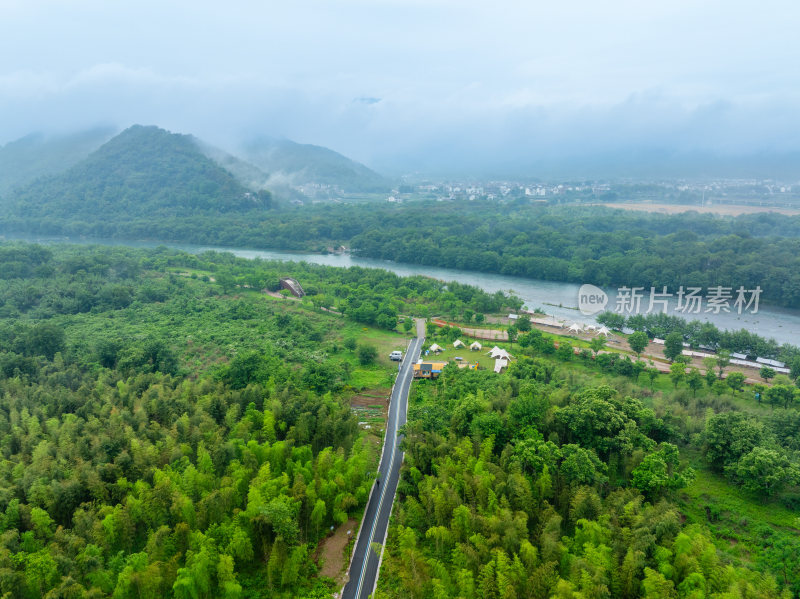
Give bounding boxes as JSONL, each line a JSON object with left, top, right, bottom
{"left": 578, "top": 284, "right": 608, "bottom": 315}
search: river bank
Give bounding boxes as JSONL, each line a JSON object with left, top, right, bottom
{"left": 3, "top": 233, "right": 800, "bottom": 347}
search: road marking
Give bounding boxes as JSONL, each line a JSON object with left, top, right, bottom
{"left": 351, "top": 337, "right": 419, "bottom": 599}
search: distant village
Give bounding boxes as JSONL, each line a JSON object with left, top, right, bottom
{"left": 382, "top": 178, "right": 800, "bottom": 210}
{"left": 279, "top": 175, "right": 800, "bottom": 210}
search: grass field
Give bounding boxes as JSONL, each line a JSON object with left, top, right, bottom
{"left": 422, "top": 344, "right": 498, "bottom": 370}
{"left": 336, "top": 322, "right": 410, "bottom": 389}
{"left": 678, "top": 463, "right": 800, "bottom": 572}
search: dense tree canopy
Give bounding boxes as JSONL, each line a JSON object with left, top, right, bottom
{"left": 377, "top": 358, "right": 794, "bottom": 599}
{"left": 1, "top": 241, "right": 799, "bottom": 598}
{"left": 0, "top": 241, "right": 528, "bottom": 598}
{"left": 4, "top": 197, "right": 800, "bottom": 310}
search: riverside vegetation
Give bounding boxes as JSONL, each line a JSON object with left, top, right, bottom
{"left": 2, "top": 127, "right": 800, "bottom": 310}
{"left": 0, "top": 241, "right": 517, "bottom": 598}
{"left": 6, "top": 201, "right": 800, "bottom": 309}
{"left": 1, "top": 241, "right": 799, "bottom": 597}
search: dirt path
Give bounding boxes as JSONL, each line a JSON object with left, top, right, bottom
{"left": 317, "top": 518, "right": 359, "bottom": 581}
{"left": 264, "top": 290, "right": 299, "bottom": 300}
{"left": 432, "top": 318, "right": 508, "bottom": 341}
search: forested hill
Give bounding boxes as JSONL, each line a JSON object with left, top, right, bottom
{"left": 0, "top": 127, "right": 115, "bottom": 196}
{"left": 3, "top": 125, "right": 272, "bottom": 222}
{"left": 241, "top": 137, "right": 391, "bottom": 192}
{"left": 197, "top": 140, "right": 309, "bottom": 205}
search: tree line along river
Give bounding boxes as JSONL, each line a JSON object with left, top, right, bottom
{"left": 6, "top": 234, "right": 800, "bottom": 347}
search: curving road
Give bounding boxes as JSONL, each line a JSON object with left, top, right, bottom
{"left": 341, "top": 323, "right": 424, "bottom": 599}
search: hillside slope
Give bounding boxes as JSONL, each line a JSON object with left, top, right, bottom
{"left": 241, "top": 137, "right": 390, "bottom": 193}
{"left": 198, "top": 140, "right": 308, "bottom": 204}
{"left": 0, "top": 127, "right": 115, "bottom": 197}
{"left": 6, "top": 125, "right": 272, "bottom": 221}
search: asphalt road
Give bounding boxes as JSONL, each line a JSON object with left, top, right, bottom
{"left": 341, "top": 331, "right": 424, "bottom": 599}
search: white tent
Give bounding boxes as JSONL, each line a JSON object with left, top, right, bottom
{"left": 493, "top": 358, "right": 508, "bottom": 373}
{"left": 585, "top": 324, "right": 597, "bottom": 331}
{"left": 470, "top": 341, "right": 482, "bottom": 351}
{"left": 489, "top": 347, "right": 513, "bottom": 360}
{"left": 429, "top": 343, "right": 443, "bottom": 353}
{"left": 567, "top": 323, "right": 583, "bottom": 333}
{"left": 596, "top": 326, "right": 611, "bottom": 336}
{"left": 453, "top": 339, "right": 465, "bottom": 348}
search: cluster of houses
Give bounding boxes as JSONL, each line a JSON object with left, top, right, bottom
{"left": 412, "top": 340, "right": 515, "bottom": 379}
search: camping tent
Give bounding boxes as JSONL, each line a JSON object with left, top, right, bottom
{"left": 493, "top": 358, "right": 509, "bottom": 373}
{"left": 429, "top": 343, "right": 443, "bottom": 353}
{"left": 596, "top": 326, "right": 611, "bottom": 336}
{"left": 453, "top": 339, "right": 465, "bottom": 348}
{"left": 567, "top": 323, "right": 583, "bottom": 333}
{"left": 470, "top": 341, "right": 482, "bottom": 351}
{"left": 488, "top": 347, "right": 512, "bottom": 360}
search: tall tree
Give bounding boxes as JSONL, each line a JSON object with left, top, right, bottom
{"left": 726, "top": 372, "right": 746, "bottom": 394}
{"left": 715, "top": 350, "right": 731, "bottom": 379}
{"left": 628, "top": 331, "right": 649, "bottom": 359}
{"left": 686, "top": 367, "right": 703, "bottom": 396}
{"left": 663, "top": 332, "right": 683, "bottom": 362}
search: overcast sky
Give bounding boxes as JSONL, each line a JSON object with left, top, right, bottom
{"left": 1, "top": 0, "right": 799, "bottom": 175}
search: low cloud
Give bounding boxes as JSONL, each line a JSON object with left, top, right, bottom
{"left": 1, "top": 1, "right": 799, "bottom": 177}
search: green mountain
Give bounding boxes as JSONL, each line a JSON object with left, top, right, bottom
{"left": 6, "top": 125, "right": 272, "bottom": 222}
{"left": 0, "top": 127, "right": 115, "bottom": 197}
{"left": 198, "top": 140, "right": 308, "bottom": 204}
{"left": 241, "top": 137, "right": 391, "bottom": 193}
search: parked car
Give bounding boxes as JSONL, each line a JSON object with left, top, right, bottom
{"left": 389, "top": 350, "right": 403, "bottom": 361}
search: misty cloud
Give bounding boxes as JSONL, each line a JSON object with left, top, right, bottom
{"left": 1, "top": 1, "right": 799, "bottom": 177}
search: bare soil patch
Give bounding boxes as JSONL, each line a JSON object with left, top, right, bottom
{"left": 432, "top": 318, "right": 508, "bottom": 341}
{"left": 351, "top": 388, "right": 390, "bottom": 432}
{"left": 350, "top": 388, "right": 390, "bottom": 409}
{"left": 316, "top": 517, "right": 359, "bottom": 582}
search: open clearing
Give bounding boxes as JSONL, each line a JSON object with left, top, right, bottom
{"left": 316, "top": 517, "right": 359, "bottom": 582}
{"left": 604, "top": 202, "right": 800, "bottom": 216}
{"left": 351, "top": 388, "right": 390, "bottom": 433}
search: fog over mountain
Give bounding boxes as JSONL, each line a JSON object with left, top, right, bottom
{"left": 0, "top": 127, "right": 115, "bottom": 195}
{"left": 1, "top": 1, "right": 799, "bottom": 178}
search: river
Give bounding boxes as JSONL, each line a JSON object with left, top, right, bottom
{"left": 5, "top": 234, "right": 800, "bottom": 347}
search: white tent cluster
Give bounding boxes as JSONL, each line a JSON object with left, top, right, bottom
{"left": 488, "top": 346, "right": 513, "bottom": 360}
{"left": 566, "top": 322, "right": 612, "bottom": 337}
{"left": 487, "top": 346, "right": 514, "bottom": 373}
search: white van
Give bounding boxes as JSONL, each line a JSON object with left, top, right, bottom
{"left": 389, "top": 351, "right": 403, "bottom": 361}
